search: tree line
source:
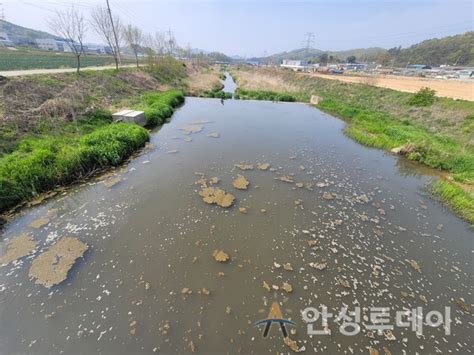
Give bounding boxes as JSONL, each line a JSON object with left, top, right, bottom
{"left": 47, "top": 5, "right": 217, "bottom": 74}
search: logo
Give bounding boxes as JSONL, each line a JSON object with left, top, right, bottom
{"left": 255, "top": 302, "right": 296, "bottom": 338}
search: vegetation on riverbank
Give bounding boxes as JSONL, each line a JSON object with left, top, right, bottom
{"left": 131, "top": 89, "right": 185, "bottom": 126}
{"left": 318, "top": 99, "right": 473, "bottom": 183}
{"left": 198, "top": 84, "right": 233, "bottom": 99}
{"left": 234, "top": 88, "right": 296, "bottom": 102}
{"left": 0, "top": 88, "right": 185, "bottom": 213}
{"left": 232, "top": 66, "right": 474, "bottom": 223}
{"left": 0, "top": 116, "right": 149, "bottom": 211}
{"left": 430, "top": 180, "right": 474, "bottom": 224}
{"left": 0, "top": 57, "right": 204, "bottom": 213}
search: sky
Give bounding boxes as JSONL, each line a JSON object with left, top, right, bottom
{"left": 3, "top": 0, "right": 473, "bottom": 56}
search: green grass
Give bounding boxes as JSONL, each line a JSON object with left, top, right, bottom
{"left": 318, "top": 99, "right": 474, "bottom": 183}
{"left": 0, "top": 48, "right": 137, "bottom": 71}
{"left": 0, "top": 122, "right": 149, "bottom": 211}
{"left": 430, "top": 180, "right": 474, "bottom": 224}
{"left": 0, "top": 88, "right": 185, "bottom": 212}
{"left": 198, "top": 84, "right": 233, "bottom": 99}
{"left": 234, "top": 88, "right": 296, "bottom": 102}
{"left": 131, "top": 89, "right": 185, "bottom": 126}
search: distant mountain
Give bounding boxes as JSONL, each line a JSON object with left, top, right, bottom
{"left": 390, "top": 32, "right": 474, "bottom": 66}
{"left": 255, "top": 47, "right": 386, "bottom": 64}
{"left": 0, "top": 20, "right": 60, "bottom": 45}
{"left": 256, "top": 32, "right": 474, "bottom": 67}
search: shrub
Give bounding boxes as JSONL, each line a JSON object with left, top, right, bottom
{"left": 408, "top": 87, "right": 436, "bottom": 106}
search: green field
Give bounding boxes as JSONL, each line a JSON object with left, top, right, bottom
{"left": 0, "top": 48, "right": 136, "bottom": 71}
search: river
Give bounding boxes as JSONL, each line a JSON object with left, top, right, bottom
{"left": 0, "top": 74, "right": 472, "bottom": 354}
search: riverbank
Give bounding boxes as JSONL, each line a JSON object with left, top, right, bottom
{"left": 0, "top": 62, "right": 219, "bottom": 214}
{"left": 231, "top": 66, "right": 474, "bottom": 223}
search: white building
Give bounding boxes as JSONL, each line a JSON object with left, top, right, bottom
{"left": 281, "top": 59, "right": 309, "bottom": 71}
{"left": 36, "top": 38, "right": 60, "bottom": 51}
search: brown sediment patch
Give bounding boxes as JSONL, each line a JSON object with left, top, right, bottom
{"left": 198, "top": 187, "right": 235, "bottom": 208}
{"left": 180, "top": 125, "right": 203, "bottom": 134}
{"left": 213, "top": 250, "right": 230, "bottom": 262}
{"left": 235, "top": 163, "right": 254, "bottom": 170}
{"left": 281, "top": 282, "right": 293, "bottom": 293}
{"left": 195, "top": 176, "right": 220, "bottom": 188}
{"left": 322, "top": 192, "right": 334, "bottom": 200}
{"left": 29, "top": 217, "right": 50, "bottom": 229}
{"left": 284, "top": 337, "right": 304, "bottom": 352}
{"left": 408, "top": 259, "right": 421, "bottom": 273}
{"left": 232, "top": 175, "right": 250, "bottom": 190}
{"left": 309, "top": 261, "right": 327, "bottom": 270}
{"left": 0, "top": 234, "right": 38, "bottom": 266}
{"left": 275, "top": 175, "right": 294, "bottom": 183}
{"left": 256, "top": 163, "right": 271, "bottom": 171}
{"left": 28, "top": 237, "right": 88, "bottom": 288}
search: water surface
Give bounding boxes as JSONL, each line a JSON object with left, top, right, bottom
{"left": 0, "top": 93, "right": 472, "bottom": 354}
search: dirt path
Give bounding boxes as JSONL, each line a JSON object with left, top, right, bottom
{"left": 0, "top": 64, "right": 136, "bottom": 77}
{"left": 305, "top": 72, "right": 474, "bottom": 101}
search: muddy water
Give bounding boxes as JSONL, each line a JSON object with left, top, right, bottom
{"left": 0, "top": 94, "right": 472, "bottom": 354}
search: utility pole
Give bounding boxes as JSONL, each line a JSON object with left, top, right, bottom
{"left": 106, "top": 0, "right": 121, "bottom": 64}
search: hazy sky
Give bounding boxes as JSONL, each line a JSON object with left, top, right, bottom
{"left": 3, "top": 0, "right": 473, "bottom": 56}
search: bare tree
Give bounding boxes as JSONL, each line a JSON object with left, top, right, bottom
{"left": 165, "top": 29, "right": 176, "bottom": 56}
{"left": 90, "top": 6, "right": 122, "bottom": 70}
{"left": 123, "top": 24, "right": 143, "bottom": 67}
{"left": 153, "top": 31, "right": 166, "bottom": 56}
{"left": 48, "top": 7, "right": 86, "bottom": 74}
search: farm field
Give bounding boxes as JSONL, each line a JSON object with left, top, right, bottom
{"left": 307, "top": 71, "right": 474, "bottom": 101}
{"left": 0, "top": 48, "right": 136, "bottom": 71}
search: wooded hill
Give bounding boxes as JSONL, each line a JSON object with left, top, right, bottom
{"left": 255, "top": 32, "right": 474, "bottom": 66}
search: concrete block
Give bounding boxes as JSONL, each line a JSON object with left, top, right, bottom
{"left": 112, "top": 110, "right": 146, "bottom": 126}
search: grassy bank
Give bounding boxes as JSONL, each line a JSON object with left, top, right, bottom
{"left": 234, "top": 88, "right": 296, "bottom": 102}
{"left": 0, "top": 118, "right": 148, "bottom": 211}
{"left": 232, "top": 66, "right": 474, "bottom": 223}
{"left": 198, "top": 84, "right": 233, "bottom": 99}
{"left": 0, "top": 84, "right": 184, "bottom": 213}
{"left": 132, "top": 89, "right": 185, "bottom": 126}
{"left": 430, "top": 180, "right": 474, "bottom": 223}
{"left": 0, "top": 57, "right": 225, "bottom": 213}
{"left": 318, "top": 99, "right": 473, "bottom": 183}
